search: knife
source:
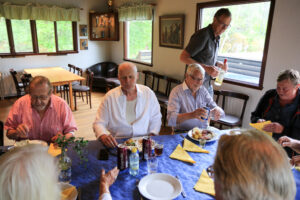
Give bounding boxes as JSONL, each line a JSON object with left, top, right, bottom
{"left": 175, "top": 175, "right": 186, "bottom": 198}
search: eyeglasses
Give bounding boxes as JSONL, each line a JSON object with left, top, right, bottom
{"left": 189, "top": 74, "right": 203, "bottom": 82}
{"left": 30, "top": 95, "right": 49, "bottom": 101}
{"left": 217, "top": 18, "right": 231, "bottom": 29}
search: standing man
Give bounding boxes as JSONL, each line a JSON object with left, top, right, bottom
{"left": 180, "top": 8, "right": 231, "bottom": 96}
{"left": 93, "top": 62, "right": 161, "bottom": 148}
{"left": 5, "top": 76, "right": 77, "bottom": 143}
{"left": 167, "top": 63, "right": 224, "bottom": 131}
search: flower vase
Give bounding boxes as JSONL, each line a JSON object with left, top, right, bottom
{"left": 58, "top": 148, "right": 72, "bottom": 183}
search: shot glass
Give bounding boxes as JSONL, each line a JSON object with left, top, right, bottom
{"left": 154, "top": 143, "right": 164, "bottom": 156}
{"left": 147, "top": 156, "right": 158, "bottom": 174}
{"left": 199, "top": 138, "right": 206, "bottom": 148}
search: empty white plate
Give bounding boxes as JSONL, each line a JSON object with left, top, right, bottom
{"left": 138, "top": 173, "right": 182, "bottom": 200}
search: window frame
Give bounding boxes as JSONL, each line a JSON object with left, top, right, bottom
{"left": 123, "top": 20, "right": 154, "bottom": 67}
{"left": 0, "top": 19, "right": 78, "bottom": 57}
{"left": 196, "top": 0, "right": 275, "bottom": 90}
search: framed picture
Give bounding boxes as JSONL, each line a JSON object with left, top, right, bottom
{"left": 159, "top": 15, "right": 185, "bottom": 49}
{"left": 79, "top": 24, "right": 88, "bottom": 36}
{"left": 80, "top": 39, "right": 88, "bottom": 50}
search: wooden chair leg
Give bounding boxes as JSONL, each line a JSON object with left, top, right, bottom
{"left": 89, "top": 91, "right": 92, "bottom": 109}
{"left": 74, "top": 91, "right": 77, "bottom": 111}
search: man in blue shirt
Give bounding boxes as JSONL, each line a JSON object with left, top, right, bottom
{"left": 180, "top": 8, "right": 231, "bottom": 97}
{"left": 167, "top": 63, "right": 224, "bottom": 131}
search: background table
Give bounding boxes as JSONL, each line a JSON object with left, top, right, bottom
{"left": 69, "top": 132, "right": 300, "bottom": 200}
{"left": 24, "top": 67, "right": 85, "bottom": 111}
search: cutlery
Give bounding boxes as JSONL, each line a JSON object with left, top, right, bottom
{"left": 175, "top": 175, "right": 186, "bottom": 198}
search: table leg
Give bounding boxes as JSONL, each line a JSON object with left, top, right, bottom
{"left": 68, "top": 82, "right": 74, "bottom": 111}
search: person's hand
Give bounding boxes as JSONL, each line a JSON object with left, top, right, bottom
{"left": 278, "top": 136, "right": 300, "bottom": 154}
{"left": 291, "top": 155, "right": 300, "bottom": 167}
{"left": 99, "top": 134, "right": 118, "bottom": 148}
{"left": 211, "top": 107, "right": 222, "bottom": 120}
{"left": 192, "top": 108, "right": 209, "bottom": 121}
{"left": 257, "top": 119, "right": 266, "bottom": 123}
{"left": 263, "top": 122, "right": 284, "bottom": 133}
{"left": 99, "top": 167, "right": 119, "bottom": 195}
{"left": 203, "top": 65, "right": 219, "bottom": 78}
{"left": 216, "top": 61, "right": 228, "bottom": 72}
{"left": 15, "top": 124, "right": 29, "bottom": 139}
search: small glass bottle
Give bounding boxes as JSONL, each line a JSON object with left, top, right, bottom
{"left": 129, "top": 147, "right": 139, "bottom": 176}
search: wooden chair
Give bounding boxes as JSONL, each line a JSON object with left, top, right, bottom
{"left": 73, "top": 70, "right": 94, "bottom": 110}
{"left": 0, "top": 120, "right": 3, "bottom": 146}
{"left": 142, "top": 70, "right": 156, "bottom": 90}
{"left": 211, "top": 90, "right": 249, "bottom": 129}
{"left": 20, "top": 74, "right": 32, "bottom": 94}
{"left": 10, "top": 69, "right": 25, "bottom": 97}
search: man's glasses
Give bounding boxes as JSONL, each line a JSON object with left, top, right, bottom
{"left": 30, "top": 95, "right": 49, "bottom": 101}
{"left": 189, "top": 74, "right": 203, "bottom": 82}
{"left": 217, "top": 18, "right": 231, "bottom": 29}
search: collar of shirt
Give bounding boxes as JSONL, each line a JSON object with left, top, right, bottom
{"left": 117, "top": 84, "right": 142, "bottom": 98}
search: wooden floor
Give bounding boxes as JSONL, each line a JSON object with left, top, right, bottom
{"left": 0, "top": 91, "right": 172, "bottom": 146}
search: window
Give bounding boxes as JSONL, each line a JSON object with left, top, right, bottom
{"left": 0, "top": 17, "right": 77, "bottom": 57}
{"left": 124, "top": 20, "right": 153, "bottom": 66}
{"left": 196, "top": 0, "right": 275, "bottom": 89}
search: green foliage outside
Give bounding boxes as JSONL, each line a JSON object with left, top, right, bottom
{"left": 128, "top": 20, "right": 152, "bottom": 62}
{"left": 202, "top": 2, "right": 270, "bottom": 60}
{"left": 0, "top": 18, "right": 74, "bottom": 53}
{"left": 36, "top": 20, "right": 55, "bottom": 53}
{"left": 11, "top": 19, "right": 33, "bottom": 52}
{"left": 0, "top": 17, "right": 9, "bottom": 53}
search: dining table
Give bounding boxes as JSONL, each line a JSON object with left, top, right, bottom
{"left": 68, "top": 129, "right": 300, "bottom": 200}
{"left": 24, "top": 67, "right": 85, "bottom": 111}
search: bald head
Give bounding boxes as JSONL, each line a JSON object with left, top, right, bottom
{"left": 118, "top": 62, "right": 137, "bottom": 75}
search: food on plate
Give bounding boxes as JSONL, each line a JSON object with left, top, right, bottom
{"left": 124, "top": 137, "right": 155, "bottom": 151}
{"left": 192, "top": 127, "right": 214, "bottom": 140}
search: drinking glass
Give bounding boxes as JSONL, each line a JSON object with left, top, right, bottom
{"left": 154, "top": 143, "right": 163, "bottom": 156}
{"left": 147, "top": 156, "right": 158, "bottom": 174}
{"left": 199, "top": 138, "right": 206, "bottom": 148}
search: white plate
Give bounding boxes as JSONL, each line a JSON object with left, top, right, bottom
{"left": 187, "top": 126, "right": 220, "bottom": 143}
{"left": 138, "top": 173, "right": 182, "bottom": 200}
{"left": 59, "top": 182, "right": 78, "bottom": 200}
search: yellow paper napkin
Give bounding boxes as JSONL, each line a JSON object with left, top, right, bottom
{"left": 194, "top": 169, "right": 215, "bottom": 196}
{"left": 183, "top": 138, "right": 209, "bottom": 153}
{"left": 61, "top": 185, "right": 76, "bottom": 200}
{"left": 249, "top": 120, "right": 273, "bottom": 136}
{"left": 48, "top": 143, "right": 62, "bottom": 157}
{"left": 169, "top": 144, "right": 196, "bottom": 164}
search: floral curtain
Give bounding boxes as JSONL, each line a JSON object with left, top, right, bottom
{"left": 118, "top": 4, "right": 153, "bottom": 21}
{"left": 0, "top": 2, "right": 80, "bottom": 21}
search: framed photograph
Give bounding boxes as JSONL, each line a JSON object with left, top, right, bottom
{"left": 159, "top": 15, "right": 185, "bottom": 49}
{"left": 80, "top": 39, "right": 88, "bottom": 50}
{"left": 79, "top": 24, "right": 88, "bottom": 36}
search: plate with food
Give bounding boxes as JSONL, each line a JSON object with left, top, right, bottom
{"left": 14, "top": 140, "right": 48, "bottom": 147}
{"left": 124, "top": 137, "right": 156, "bottom": 152}
{"left": 188, "top": 127, "right": 219, "bottom": 142}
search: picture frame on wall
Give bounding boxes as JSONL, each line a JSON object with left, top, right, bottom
{"left": 159, "top": 15, "right": 185, "bottom": 49}
{"left": 80, "top": 39, "right": 88, "bottom": 50}
{"left": 79, "top": 24, "right": 88, "bottom": 36}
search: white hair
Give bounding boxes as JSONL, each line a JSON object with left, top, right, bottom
{"left": 186, "top": 63, "right": 205, "bottom": 77}
{"left": 0, "top": 144, "right": 60, "bottom": 200}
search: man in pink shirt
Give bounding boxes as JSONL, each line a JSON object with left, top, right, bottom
{"left": 5, "top": 76, "right": 77, "bottom": 143}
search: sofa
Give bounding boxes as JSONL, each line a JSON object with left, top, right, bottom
{"left": 86, "top": 61, "right": 120, "bottom": 91}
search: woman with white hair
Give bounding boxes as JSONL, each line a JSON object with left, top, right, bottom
{"left": 0, "top": 144, "right": 119, "bottom": 200}
{"left": 213, "top": 130, "right": 296, "bottom": 200}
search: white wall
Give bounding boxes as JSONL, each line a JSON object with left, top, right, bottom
{"left": 110, "top": 0, "right": 300, "bottom": 128}
{"left": 0, "top": 0, "right": 111, "bottom": 96}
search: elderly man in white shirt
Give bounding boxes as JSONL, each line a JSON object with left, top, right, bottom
{"left": 93, "top": 62, "right": 162, "bottom": 148}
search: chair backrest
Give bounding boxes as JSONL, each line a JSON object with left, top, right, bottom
{"left": 68, "top": 64, "right": 76, "bottom": 73}
{"left": 142, "top": 70, "right": 156, "bottom": 90}
{"left": 9, "top": 69, "right": 24, "bottom": 95}
{"left": 0, "top": 120, "right": 3, "bottom": 146}
{"left": 219, "top": 90, "right": 249, "bottom": 124}
{"left": 153, "top": 73, "right": 169, "bottom": 96}
{"left": 21, "top": 74, "right": 32, "bottom": 93}
{"left": 166, "top": 77, "right": 182, "bottom": 95}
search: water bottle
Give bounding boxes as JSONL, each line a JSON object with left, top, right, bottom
{"left": 129, "top": 147, "right": 139, "bottom": 176}
{"left": 214, "top": 59, "right": 227, "bottom": 86}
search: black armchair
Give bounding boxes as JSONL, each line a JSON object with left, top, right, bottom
{"left": 86, "top": 62, "right": 119, "bottom": 91}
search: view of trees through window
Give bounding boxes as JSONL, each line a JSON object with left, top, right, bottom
{"left": 0, "top": 17, "right": 76, "bottom": 55}
{"left": 200, "top": 1, "right": 271, "bottom": 87}
{"left": 125, "top": 20, "right": 152, "bottom": 64}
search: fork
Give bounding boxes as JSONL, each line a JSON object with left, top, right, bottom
{"left": 175, "top": 175, "right": 186, "bottom": 198}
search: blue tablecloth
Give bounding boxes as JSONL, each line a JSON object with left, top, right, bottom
{"left": 69, "top": 131, "right": 300, "bottom": 200}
